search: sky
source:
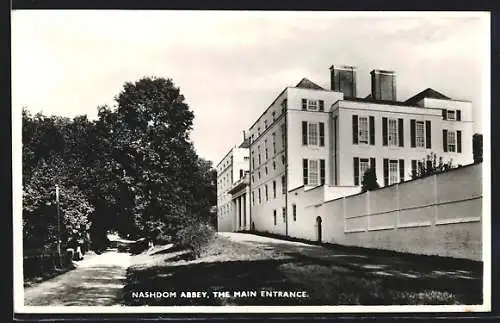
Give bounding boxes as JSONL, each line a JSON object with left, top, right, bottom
{"left": 12, "top": 11, "right": 490, "bottom": 165}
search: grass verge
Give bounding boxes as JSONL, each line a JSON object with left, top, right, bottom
{"left": 122, "top": 235, "right": 482, "bottom": 306}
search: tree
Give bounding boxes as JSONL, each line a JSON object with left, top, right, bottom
{"left": 411, "top": 152, "right": 454, "bottom": 180}
{"left": 473, "top": 133, "right": 483, "bottom": 164}
{"left": 361, "top": 167, "right": 379, "bottom": 192}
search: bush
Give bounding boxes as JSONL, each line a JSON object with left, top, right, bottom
{"left": 175, "top": 222, "right": 215, "bottom": 258}
{"left": 130, "top": 238, "right": 148, "bottom": 255}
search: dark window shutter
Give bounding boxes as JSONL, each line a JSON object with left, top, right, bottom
{"left": 302, "top": 121, "right": 308, "bottom": 145}
{"left": 301, "top": 98, "right": 307, "bottom": 110}
{"left": 425, "top": 120, "right": 432, "bottom": 149}
{"left": 319, "top": 100, "right": 324, "bottom": 112}
{"left": 382, "top": 117, "right": 388, "bottom": 146}
{"left": 352, "top": 115, "right": 358, "bottom": 144}
{"left": 303, "top": 159, "right": 308, "bottom": 185}
{"left": 399, "top": 159, "right": 405, "bottom": 182}
{"left": 410, "top": 119, "right": 416, "bottom": 147}
{"left": 457, "top": 130, "right": 462, "bottom": 153}
{"left": 369, "top": 116, "right": 375, "bottom": 145}
{"left": 370, "top": 157, "right": 376, "bottom": 177}
{"left": 398, "top": 118, "right": 404, "bottom": 147}
{"left": 443, "top": 129, "right": 448, "bottom": 152}
{"left": 319, "top": 122, "right": 325, "bottom": 146}
{"left": 353, "top": 157, "right": 359, "bottom": 185}
{"left": 456, "top": 110, "right": 462, "bottom": 121}
{"left": 320, "top": 159, "right": 325, "bottom": 185}
{"left": 442, "top": 109, "right": 447, "bottom": 120}
{"left": 383, "top": 159, "right": 389, "bottom": 186}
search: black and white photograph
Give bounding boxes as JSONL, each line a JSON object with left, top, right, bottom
{"left": 12, "top": 10, "right": 491, "bottom": 313}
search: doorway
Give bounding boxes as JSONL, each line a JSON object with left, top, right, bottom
{"left": 316, "top": 216, "right": 322, "bottom": 242}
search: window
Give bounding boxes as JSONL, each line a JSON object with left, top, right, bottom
{"left": 447, "top": 131, "right": 456, "bottom": 152}
{"left": 281, "top": 124, "right": 286, "bottom": 148}
{"left": 272, "top": 111, "right": 276, "bottom": 121}
{"left": 252, "top": 175, "right": 254, "bottom": 183}
{"left": 273, "top": 161, "right": 276, "bottom": 171}
{"left": 308, "top": 99, "right": 318, "bottom": 111}
{"left": 239, "top": 169, "right": 243, "bottom": 178}
{"left": 251, "top": 157, "right": 255, "bottom": 170}
{"left": 252, "top": 192, "right": 255, "bottom": 206}
{"left": 258, "top": 153, "right": 261, "bottom": 165}
{"left": 359, "top": 117, "right": 369, "bottom": 144}
{"left": 265, "top": 140, "right": 268, "bottom": 159}
{"left": 258, "top": 171, "right": 261, "bottom": 180}
{"left": 282, "top": 207, "right": 286, "bottom": 223}
{"left": 265, "top": 185, "right": 268, "bottom": 201}
{"left": 273, "top": 181, "right": 276, "bottom": 198}
{"left": 265, "top": 166, "right": 268, "bottom": 175}
{"left": 282, "top": 155, "right": 285, "bottom": 165}
{"left": 273, "top": 210, "right": 277, "bottom": 226}
{"left": 447, "top": 110, "right": 455, "bottom": 120}
{"left": 292, "top": 204, "right": 297, "bottom": 221}
{"left": 264, "top": 120, "right": 268, "bottom": 129}
{"left": 389, "top": 160, "right": 399, "bottom": 185}
{"left": 359, "top": 158, "right": 370, "bottom": 180}
{"left": 258, "top": 127, "right": 261, "bottom": 136}
{"left": 272, "top": 133, "right": 276, "bottom": 154}
{"left": 281, "top": 99, "right": 287, "bottom": 111}
{"left": 309, "top": 160, "right": 319, "bottom": 186}
{"left": 388, "top": 119, "right": 398, "bottom": 146}
{"left": 282, "top": 175, "right": 286, "bottom": 194}
{"left": 258, "top": 188, "right": 261, "bottom": 204}
{"left": 308, "top": 123, "right": 318, "bottom": 146}
{"left": 415, "top": 121, "right": 425, "bottom": 147}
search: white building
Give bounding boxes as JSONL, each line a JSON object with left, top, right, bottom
{"left": 244, "top": 65, "right": 474, "bottom": 237}
{"left": 216, "top": 137, "right": 250, "bottom": 232}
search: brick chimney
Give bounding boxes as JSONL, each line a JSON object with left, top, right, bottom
{"left": 330, "top": 65, "right": 357, "bottom": 98}
{"left": 370, "top": 69, "right": 397, "bottom": 101}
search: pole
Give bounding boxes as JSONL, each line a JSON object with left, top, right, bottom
{"left": 55, "top": 184, "right": 62, "bottom": 268}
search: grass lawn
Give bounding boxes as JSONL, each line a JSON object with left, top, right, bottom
{"left": 122, "top": 235, "right": 482, "bottom": 306}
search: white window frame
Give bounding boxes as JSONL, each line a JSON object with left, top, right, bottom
{"left": 309, "top": 159, "right": 319, "bottom": 186}
{"left": 389, "top": 160, "right": 399, "bottom": 185}
{"left": 308, "top": 122, "right": 319, "bottom": 146}
{"left": 388, "top": 118, "right": 398, "bottom": 146}
{"left": 447, "top": 110, "right": 456, "bottom": 120}
{"left": 307, "top": 99, "right": 318, "bottom": 111}
{"left": 359, "top": 158, "right": 370, "bottom": 181}
{"left": 415, "top": 121, "right": 425, "bottom": 148}
{"left": 447, "top": 131, "right": 456, "bottom": 152}
{"left": 358, "top": 116, "right": 369, "bottom": 144}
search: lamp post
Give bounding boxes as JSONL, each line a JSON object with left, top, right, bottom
{"left": 55, "top": 184, "right": 62, "bottom": 268}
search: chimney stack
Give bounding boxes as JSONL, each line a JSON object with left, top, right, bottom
{"left": 370, "top": 69, "right": 397, "bottom": 101}
{"left": 330, "top": 65, "right": 357, "bottom": 98}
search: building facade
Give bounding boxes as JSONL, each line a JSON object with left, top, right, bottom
{"left": 219, "top": 64, "right": 475, "bottom": 237}
{"left": 216, "top": 139, "right": 250, "bottom": 232}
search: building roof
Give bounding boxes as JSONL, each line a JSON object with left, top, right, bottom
{"left": 294, "top": 78, "right": 327, "bottom": 91}
{"left": 239, "top": 137, "right": 250, "bottom": 148}
{"left": 405, "top": 88, "right": 451, "bottom": 105}
{"left": 344, "top": 96, "right": 417, "bottom": 108}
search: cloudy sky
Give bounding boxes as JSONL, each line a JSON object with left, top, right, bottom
{"left": 12, "top": 11, "right": 489, "bottom": 164}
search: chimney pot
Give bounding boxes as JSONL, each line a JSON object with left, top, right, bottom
{"left": 330, "top": 65, "right": 357, "bottom": 98}
{"left": 370, "top": 69, "right": 397, "bottom": 101}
